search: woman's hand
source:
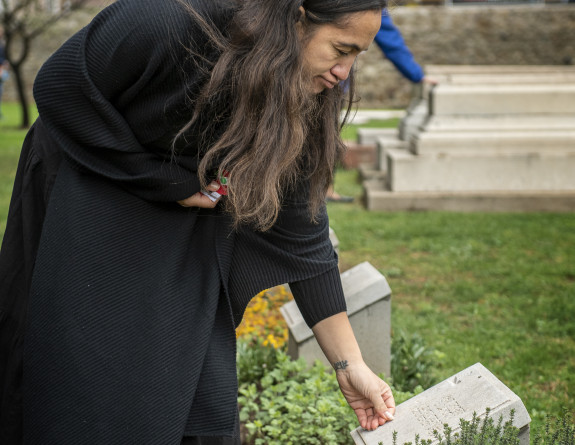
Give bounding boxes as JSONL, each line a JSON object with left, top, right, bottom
{"left": 311, "top": 312, "right": 395, "bottom": 431}
{"left": 335, "top": 361, "right": 395, "bottom": 430}
{"left": 177, "top": 181, "right": 221, "bottom": 208}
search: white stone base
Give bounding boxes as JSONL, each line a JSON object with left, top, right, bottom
{"left": 386, "top": 148, "right": 575, "bottom": 192}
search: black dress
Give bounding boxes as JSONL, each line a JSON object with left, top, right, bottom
{"left": 0, "top": 0, "right": 346, "bottom": 443}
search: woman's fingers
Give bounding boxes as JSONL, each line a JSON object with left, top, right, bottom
{"left": 177, "top": 182, "right": 222, "bottom": 208}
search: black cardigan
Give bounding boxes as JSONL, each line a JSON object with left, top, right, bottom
{"left": 0, "top": 0, "right": 346, "bottom": 442}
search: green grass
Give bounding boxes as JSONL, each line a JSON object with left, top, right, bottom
{"left": 1, "top": 107, "right": 574, "bottom": 438}
{"left": 341, "top": 117, "right": 400, "bottom": 140}
{"left": 328, "top": 167, "right": 575, "bottom": 436}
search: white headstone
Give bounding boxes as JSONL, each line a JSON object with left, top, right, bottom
{"left": 350, "top": 363, "right": 531, "bottom": 445}
{"left": 281, "top": 261, "right": 392, "bottom": 377}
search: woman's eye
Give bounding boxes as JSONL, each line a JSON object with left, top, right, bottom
{"left": 337, "top": 49, "right": 349, "bottom": 57}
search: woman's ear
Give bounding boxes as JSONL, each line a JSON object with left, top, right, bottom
{"left": 295, "top": 6, "right": 306, "bottom": 36}
{"left": 297, "top": 6, "right": 306, "bottom": 22}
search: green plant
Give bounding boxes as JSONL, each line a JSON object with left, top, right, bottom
{"left": 391, "top": 329, "right": 443, "bottom": 393}
{"left": 238, "top": 343, "right": 420, "bottom": 445}
{"left": 533, "top": 410, "right": 575, "bottom": 445}
{"left": 390, "top": 408, "right": 521, "bottom": 445}
{"left": 237, "top": 338, "right": 281, "bottom": 386}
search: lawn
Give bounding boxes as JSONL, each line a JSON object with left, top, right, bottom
{"left": 0, "top": 103, "right": 39, "bottom": 237}
{"left": 328, "top": 169, "right": 575, "bottom": 435}
{"left": 1, "top": 102, "right": 574, "bottom": 437}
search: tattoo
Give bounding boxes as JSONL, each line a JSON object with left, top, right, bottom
{"left": 333, "top": 360, "right": 349, "bottom": 371}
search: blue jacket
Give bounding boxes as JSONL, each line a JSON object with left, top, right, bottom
{"left": 373, "top": 11, "right": 424, "bottom": 83}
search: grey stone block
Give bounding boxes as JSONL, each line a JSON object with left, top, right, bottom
{"left": 280, "top": 262, "right": 391, "bottom": 377}
{"left": 424, "top": 115, "right": 575, "bottom": 132}
{"left": 412, "top": 130, "right": 575, "bottom": 156}
{"left": 386, "top": 148, "right": 575, "bottom": 192}
{"left": 328, "top": 227, "right": 339, "bottom": 255}
{"left": 363, "top": 187, "right": 575, "bottom": 213}
{"left": 351, "top": 363, "right": 531, "bottom": 445}
{"left": 376, "top": 136, "right": 408, "bottom": 172}
{"left": 431, "top": 84, "right": 575, "bottom": 115}
{"left": 399, "top": 99, "right": 429, "bottom": 142}
{"left": 358, "top": 128, "right": 398, "bottom": 146}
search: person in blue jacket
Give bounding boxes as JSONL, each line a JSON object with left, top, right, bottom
{"left": 374, "top": 10, "right": 435, "bottom": 85}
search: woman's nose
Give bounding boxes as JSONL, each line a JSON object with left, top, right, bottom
{"left": 331, "top": 62, "right": 353, "bottom": 82}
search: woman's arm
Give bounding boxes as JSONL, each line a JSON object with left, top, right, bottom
{"left": 312, "top": 312, "right": 396, "bottom": 431}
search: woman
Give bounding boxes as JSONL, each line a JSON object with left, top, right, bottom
{"left": 0, "top": 0, "right": 395, "bottom": 443}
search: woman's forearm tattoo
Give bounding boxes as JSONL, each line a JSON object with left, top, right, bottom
{"left": 333, "top": 360, "right": 349, "bottom": 371}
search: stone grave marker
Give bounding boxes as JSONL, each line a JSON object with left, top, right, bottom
{"left": 280, "top": 261, "right": 391, "bottom": 377}
{"left": 350, "top": 362, "right": 531, "bottom": 445}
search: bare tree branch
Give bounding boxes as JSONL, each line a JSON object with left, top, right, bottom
{"left": 1, "top": 0, "right": 93, "bottom": 127}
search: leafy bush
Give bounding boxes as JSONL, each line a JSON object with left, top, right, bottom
{"left": 533, "top": 410, "right": 575, "bottom": 445}
{"left": 390, "top": 408, "right": 521, "bottom": 445}
{"left": 391, "top": 330, "right": 444, "bottom": 393}
{"left": 237, "top": 337, "right": 281, "bottom": 386}
{"left": 238, "top": 341, "right": 420, "bottom": 445}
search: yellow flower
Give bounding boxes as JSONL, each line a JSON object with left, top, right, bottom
{"left": 236, "top": 285, "right": 293, "bottom": 348}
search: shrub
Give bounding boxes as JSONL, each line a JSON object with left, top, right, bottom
{"left": 390, "top": 408, "right": 521, "bottom": 445}
{"left": 391, "top": 329, "right": 444, "bottom": 393}
{"left": 533, "top": 410, "right": 575, "bottom": 445}
{"left": 238, "top": 342, "right": 420, "bottom": 445}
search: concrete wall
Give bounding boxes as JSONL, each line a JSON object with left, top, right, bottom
{"left": 2, "top": 5, "right": 575, "bottom": 108}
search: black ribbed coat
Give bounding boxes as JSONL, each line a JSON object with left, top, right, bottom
{"left": 0, "top": 0, "right": 346, "bottom": 443}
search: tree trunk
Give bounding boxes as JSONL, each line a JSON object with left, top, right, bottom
{"left": 11, "top": 63, "right": 30, "bottom": 129}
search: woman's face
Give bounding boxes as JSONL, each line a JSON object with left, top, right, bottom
{"left": 300, "top": 10, "right": 382, "bottom": 94}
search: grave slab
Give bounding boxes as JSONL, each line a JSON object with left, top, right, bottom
{"left": 385, "top": 148, "right": 575, "bottom": 192}
{"left": 328, "top": 227, "right": 339, "bottom": 254}
{"left": 357, "top": 128, "right": 398, "bottom": 146}
{"left": 280, "top": 262, "right": 391, "bottom": 377}
{"left": 423, "top": 115, "right": 575, "bottom": 133}
{"left": 431, "top": 84, "right": 575, "bottom": 115}
{"left": 412, "top": 130, "right": 575, "bottom": 156}
{"left": 350, "top": 363, "right": 531, "bottom": 445}
{"left": 377, "top": 136, "right": 408, "bottom": 172}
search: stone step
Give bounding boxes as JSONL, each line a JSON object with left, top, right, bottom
{"left": 426, "top": 65, "right": 575, "bottom": 75}
{"left": 431, "top": 84, "right": 575, "bottom": 115}
{"left": 399, "top": 99, "right": 429, "bottom": 141}
{"left": 432, "top": 72, "right": 575, "bottom": 85}
{"left": 357, "top": 127, "right": 397, "bottom": 145}
{"left": 376, "top": 136, "right": 408, "bottom": 172}
{"left": 412, "top": 130, "right": 575, "bottom": 155}
{"left": 363, "top": 181, "right": 575, "bottom": 212}
{"left": 423, "top": 115, "right": 575, "bottom": 132}
{"left": 385, "top": 148, "right": 575, "bottom": 192}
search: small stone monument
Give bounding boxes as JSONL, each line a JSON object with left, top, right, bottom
{"left": 280, "top": 261, "right": 391, "bottom": 377}
{"left": 328, "top": 227, "right": 339, "bottom": 254}
{"left": 350, "top": 362, "right": 531, "bottom": 445}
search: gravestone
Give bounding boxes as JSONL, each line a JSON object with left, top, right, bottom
{"left": 280, "top": 261, "right": 391, "bottom": 377}
{"left": 362, "top": 65, "right": 575, "bottom": 212}
{"left": 328, "top": 227, "right": 339, "bottom": 254}
{"left": 350, "top": 362, "right": 531, "bottom": 445}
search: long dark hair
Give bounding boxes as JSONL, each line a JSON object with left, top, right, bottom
{"left": 177, "top": 0, "right": 385, "bottom": 231}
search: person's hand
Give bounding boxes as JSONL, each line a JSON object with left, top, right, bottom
{"left": 422, "top": 76, "right": 439, "bottom": 85}
{"left": 335, "top": 361, "right": 395, "bottom": 431}
{"left": 177, "top": 181, "right": 222, "bottom": 208}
